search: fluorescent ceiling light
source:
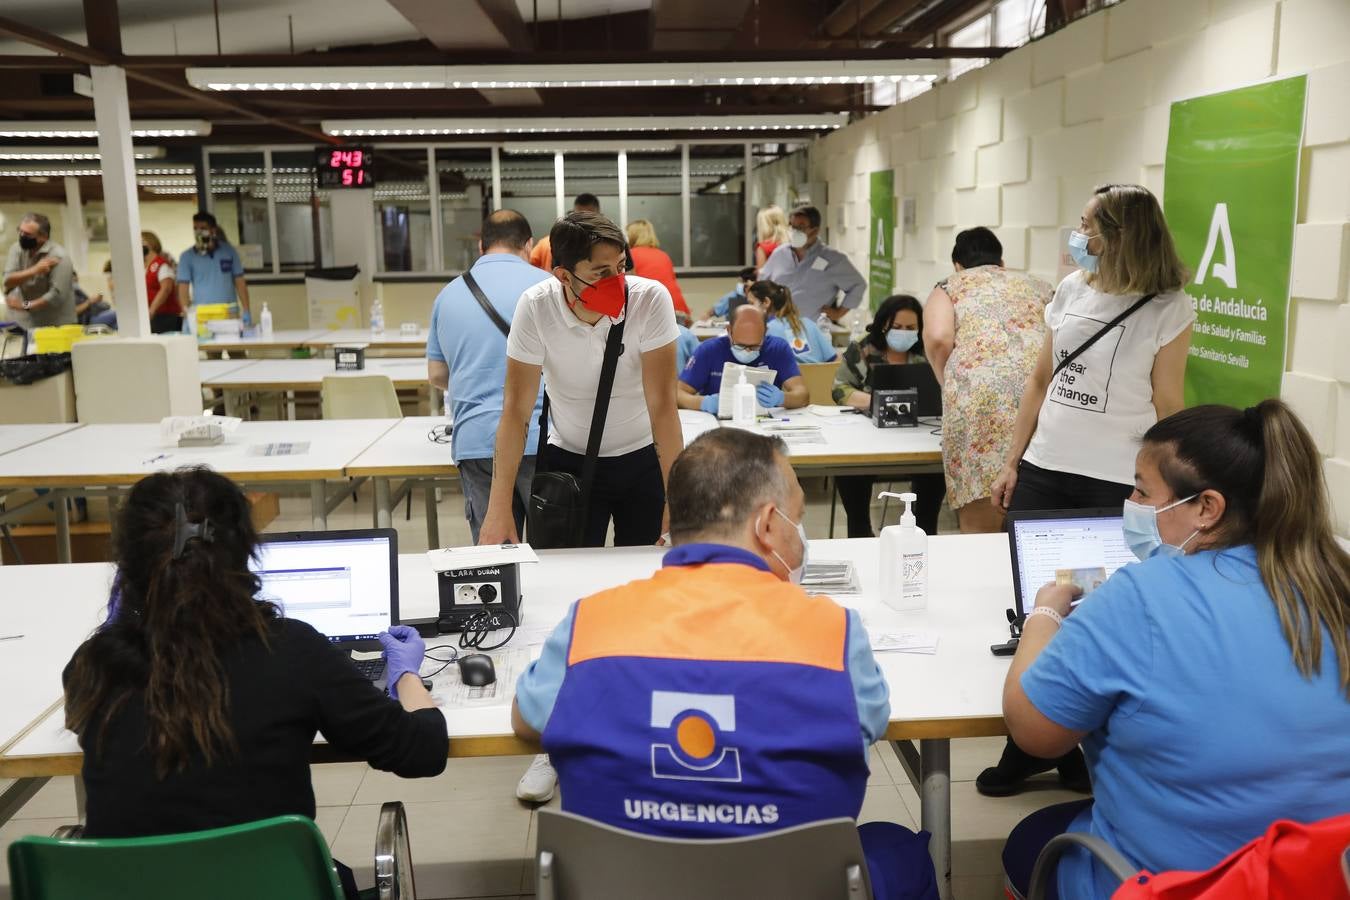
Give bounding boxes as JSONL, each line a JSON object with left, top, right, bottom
{"left": 189, "top": 62, "right": 944, "bottom": 91}
{"left": 0, "top": 120, "right": 211, "bottom": 139}
{"left": 0, "top": 163, "right": 196, "bottom": 178}
{"left": 322, "top": 114, "right": 847, "bottom": 137}
{"left": 0, "top": 146, "right": 166, "bottom": 161}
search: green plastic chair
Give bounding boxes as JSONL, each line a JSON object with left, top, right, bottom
{"left": 8, "top": 803, "right": 416, "bottom": 900}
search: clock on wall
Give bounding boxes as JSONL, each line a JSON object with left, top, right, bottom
{"left": 316, "top": 146, "right": 374, "bottom": 188}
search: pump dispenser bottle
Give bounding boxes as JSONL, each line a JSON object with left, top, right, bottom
{"left": 877, "top": 491, "right": 928, "bottom": 610}
{"left": 732, "top": 369, "right": 757, "bottom": 427}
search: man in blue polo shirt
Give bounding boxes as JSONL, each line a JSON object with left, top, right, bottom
{"left": 176, "top": 211, "right": 251, "bottom": 323}
{"left": 426, "top": 209, "right": 550, "bottom": 543}
{"left": 677, "top": 304, "right": 807, "bottom": 416}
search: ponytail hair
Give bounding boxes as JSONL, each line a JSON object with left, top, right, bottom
{"left": 65, "top": 468, "right": 277, "bottom": 776}
{"left": 1142, "top": 400, "right": 1350, "bottom": 694}
{"left": 748, "top": 279, "right": 803, "bottom": 338}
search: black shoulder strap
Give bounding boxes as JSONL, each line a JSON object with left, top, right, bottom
{"left": 578, "top": 296, "right": 628, "bottom": 524}
{"left": 462, "top": 270, "right": 510, "bottom": 337}
{"left": 1052, "top": 293, "right": 1156, "bottom": 379}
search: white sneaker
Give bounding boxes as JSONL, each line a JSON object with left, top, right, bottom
{"left": 516, "top": 753, "right": 557, "bottom": 803}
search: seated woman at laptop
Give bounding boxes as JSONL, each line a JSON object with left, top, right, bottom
{"left": 1000, "top": 400, "right": 1350, "bottom": 900}
{"left": 63, "top": 467, "right": 447, "bottom": 899}
{"left": 830, "top": 294, "right": 946, "bottom": 537}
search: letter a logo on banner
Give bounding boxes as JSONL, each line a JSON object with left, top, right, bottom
{"left": 875, "top": 220, "right": 887, "bottom": 256}
{"left": 1194, "top": 202, "right": 1238, "bottom": 289}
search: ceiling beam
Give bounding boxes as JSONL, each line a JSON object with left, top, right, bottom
{"left": 820, "top": 0, "right": 891, "bottom": 40}
{"left": 0, "top": 14, "right": 336, "bottom": 144}
{"left": 81, "top": 0, "right": 121, "bottom": 57}
{"left": 386, "top": 0, "right": 542, "bottom": 106}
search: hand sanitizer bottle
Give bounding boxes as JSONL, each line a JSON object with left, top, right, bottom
{"left": 732, "top": 369, "right": 757, "bottom": 428}
{"left": 877, "top": 491, "right": 928, "bottom": 610}
{"left": 259, "top": 302, "right": 273, "bottom": 337}
{"left": 370, "top": 297, "right": 385, "bottom": 335}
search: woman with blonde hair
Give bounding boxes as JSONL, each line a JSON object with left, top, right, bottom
{"left": 1000, "top": 400, "right": 1350, "bottom": 899}
{"left": 980, "top": 183, "right": 1196, "bottom": 796}
{"left": 141, "top": 229, "right": 181, "bottom": 333}
{"left": 755, "top": 205, "right": 790, "bottom": 270}
{"left": 747, "top": 279, "right": 835, "bottom": 363}
{"left": 626, "top": 218, "right": 689, "bottom": 316}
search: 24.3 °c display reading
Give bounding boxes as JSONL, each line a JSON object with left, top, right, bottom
{"left": 316, "top": 146, "right": 374, "bottom": 188}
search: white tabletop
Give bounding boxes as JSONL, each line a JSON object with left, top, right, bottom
{"left": 0, "top": 423, "right": 82, "bottom": 458}
{"left": 198, "top": 358, "right": 259, "bottom": 382}
{"left": 199, "top": 329, "right": 327, "bottom": 352}
{"left": 0, "top": 535, "right": 1014, "bottom": 764}
{"left": 728, "top": 407, "right": 942, "bottom": 466}
{"left": 0, "top": 418, "right": 399, "bottom": 487}
{"left": 346, "top": 416, "right": 455, "bottom": 476}
{"left": 0, "top": 562, "right": 112, "bottom": 752}
{"left": 200, "top": 357, "right": 432, "bottom": 389}
{"left": 305, "top": 328, "right": 429, "bottom": 349}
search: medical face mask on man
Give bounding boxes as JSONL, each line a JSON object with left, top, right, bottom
{"left": 18, "top": 233, "right": 38, "bottom": 251}
{"left": 1067, "top": 230, "right": 1100, "bottom": 273}
{"left": 788, "top": 228, "right": 811, "bottom": 250}
{"left": 886, "top": 329, "right": 919, "bottom": 353}
{"left": 766, "top": 507, "right": 808, "bottom": 584}
{"left": 730, "top": 344, "right": 760, "bottom": 365}
{"left": 567, "top": 270, "right": 627, "bottom": 318}
{"left": 194, "top": 229, "right": 213, "bottom": 249}
{"left": 1121, "top": 495, "right": 1199, "bottom": 561}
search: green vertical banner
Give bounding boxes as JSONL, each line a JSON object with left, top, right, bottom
{"left": 1164, "top": 76, "right": 1306, "bottom": 408}
{"left": 869, "top": 169, "right": 895, "bottom": 310}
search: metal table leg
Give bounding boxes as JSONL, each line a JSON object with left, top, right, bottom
{"left": 53, "top": 488, "right": 71, "bottom": 564}
{"left": 286, "top": 389, "right": 296, "bottom": 421}
{"left": 424, "top": 480, "right": 440, "bottom": 549}
{"left": 920, "top": 738, "right": 952, "bottom": 900}
{"left": 0, "top": 777, "right": 48, "bottom": 827}
{"left": 374, "top": 477, "right": 392, "bottom": 529}
{"left": 310, "top": 481, "right": 327, "bottom": 530}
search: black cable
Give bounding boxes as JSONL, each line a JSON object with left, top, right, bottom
{"left": 917, "top": 416, "right": 942, "bottom": 436}
{"left": 421, "top": 646, "right": 460, "bottom": 679}
{"left": 457, "top": 606, "right": 518, "bottom": 652}
{"left": 427, "top": 424, "right": 452, "bottom": 444}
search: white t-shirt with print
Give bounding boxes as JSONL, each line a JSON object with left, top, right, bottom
{"left": 1023, "top": 270, "right": 1195, "bottom": 486}
{"left": 507, "top": 273, "right": 679, "bottom": 457}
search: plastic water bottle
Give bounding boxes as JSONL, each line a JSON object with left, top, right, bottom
{"left": 877, "top": 491, "right": 928, "bottom": 610}
{"left": 259, "top": 302, "right": 273, "bottom": 337}
{"left": 369, "top": 298, "right": 385, "bottom": 335}
{"left": 732, "top": 369, "right": 757, "bottom": 428}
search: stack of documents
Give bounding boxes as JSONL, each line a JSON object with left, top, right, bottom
{"left": 866, "top": 629, "right": 940, "bottom": 654}
{"left": 801, "top": 560, "right": 860, "bottom": 596}
{"left": 760, "top": 422, "right": 827, "bottom": 446}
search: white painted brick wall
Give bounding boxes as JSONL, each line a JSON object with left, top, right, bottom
{"left": 804, "top": 0, "right": 1349, "bottom": 532}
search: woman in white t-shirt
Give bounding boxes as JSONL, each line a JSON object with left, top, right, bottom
{"left": 980, "top": 184, "right": 1196, "bottom": 797}
{"left": 478, "top": 211, "right": 682, "bottom": 550}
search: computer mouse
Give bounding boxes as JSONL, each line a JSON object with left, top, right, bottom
{"left": 458, "top": 653, "right": 496, "bottom": 687}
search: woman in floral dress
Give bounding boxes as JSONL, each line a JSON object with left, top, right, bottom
{"left": 923, "top": 227, "right": 1051, "bottom": 533}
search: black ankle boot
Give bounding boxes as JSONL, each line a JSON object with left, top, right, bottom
{"left": 976, "top": 738, "right": 1061, "bottom": 797}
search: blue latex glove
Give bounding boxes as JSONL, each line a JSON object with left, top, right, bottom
{"left": 755, "top": 382, "right": 785, "bottom": 408}
{"left": 700, "top": 393, "right": 720, "bottom": 415}
{"left": 239, "top": 309, "right": 252, "bottom": 327}
{"left": 378, "top": 625, "right": 425, "bottom": 699}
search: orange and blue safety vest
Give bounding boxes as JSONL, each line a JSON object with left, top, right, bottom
{"left": 520, "top": 543, "right": 884, "bottom": 837}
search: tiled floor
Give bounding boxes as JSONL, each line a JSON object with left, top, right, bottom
{"left": 0, "top": 480, "right": 1085, "bottom": 899}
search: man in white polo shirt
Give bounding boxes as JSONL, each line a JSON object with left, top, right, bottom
{"left": 478, "top": 211, "right": 683, "bottom": 548}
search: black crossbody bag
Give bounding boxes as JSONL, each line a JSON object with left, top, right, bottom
{"left": 1051, "top": 292, "right": 1156, "bottom": 379}
{"left": 526, "top": 294, "right": 627, "bottom": 549}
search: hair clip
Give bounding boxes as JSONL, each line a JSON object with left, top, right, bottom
{"left": 171, "top": 501, "right": 215, "bottom": 559}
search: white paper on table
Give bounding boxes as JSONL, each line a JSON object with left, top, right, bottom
{"left": 866, "top": 628, "right": 940, "bottom": 654}
{"left": 433, "top": 646, "right": 531, "bottom": 708}
{"left": 427, "top": 543, "right": 540, "bottom": 573}
{"left": 716, "top": 362, "right": 776, "bottom": 418}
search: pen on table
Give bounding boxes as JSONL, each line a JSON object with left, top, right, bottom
{"left": 143, "top": 453, "right": 169, "bottom": 465}
{"left": 0, "top": 633, "right": 24, "bottom": 642}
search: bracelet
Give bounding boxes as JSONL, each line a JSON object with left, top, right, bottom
{"left": 1027, "top": 607, "right": 1064, "bottom": 628}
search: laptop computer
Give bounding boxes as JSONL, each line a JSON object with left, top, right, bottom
{"left": 251, "top": 528, "right": 399, "bottom": 683}
{"left": 868, "top": 363, "right": 942, "bottom": 417}
{"left": 1006, "top": 509, "right": 1135, "bottom": 620}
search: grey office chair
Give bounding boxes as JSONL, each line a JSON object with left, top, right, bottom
{"left": 1007, "top": 832, "right": 1135, "bottom": 900}
{"left": 534, "top": 810, "right": 872, "bottom": 900}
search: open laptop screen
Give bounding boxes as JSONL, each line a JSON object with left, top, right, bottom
{"left": 1006, "top": 510, "right": 1135, "bottom": 618}
{"left": 251, "top": 529, "right": 398, "bottom": 645}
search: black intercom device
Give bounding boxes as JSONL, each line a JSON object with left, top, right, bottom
{"left": 871, "top": 387, "right": 919, "bottom": 428}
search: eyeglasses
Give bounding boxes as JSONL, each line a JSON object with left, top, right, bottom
{"left": 732, "top": 343, "right": 763, "bottom": 353}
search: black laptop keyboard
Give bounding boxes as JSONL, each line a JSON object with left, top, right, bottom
{"left": 353, "top": 658, "right": 387, "bottom": 682}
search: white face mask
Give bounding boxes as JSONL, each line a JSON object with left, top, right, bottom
{"left": 788, "top": 228, "right": 809, "bottom": 250}
{"left": 767, "top": 507, "right": 808, "bottom": 584}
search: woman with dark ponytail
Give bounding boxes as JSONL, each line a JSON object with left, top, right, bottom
{"left": 64, "top": 468, "right": 447, "bottom": 898}
{"left": 998, "top": 400, "right": 1350, "bottom": 900}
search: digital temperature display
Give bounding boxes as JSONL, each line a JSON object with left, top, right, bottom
{"left": 316, "top": 146, "right": 374, "bottom": 189}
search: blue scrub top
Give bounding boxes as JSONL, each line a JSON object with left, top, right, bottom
{"left": 768, "top": 316, "right": 837, "bottom": 363}
{"left": 679, "top": 334, "right": 801, "bottom": 396}
{"left": 177, "top": 242, "right": 243, "bottom": 304}
{"left": 675, "top": 324, "right": 700, "bottom": 372}
{"left": 1022, "top": 545, "right": 1350, "bottom": 899}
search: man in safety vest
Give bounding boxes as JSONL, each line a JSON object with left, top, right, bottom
{"left": 512, "top": 428, "right": 937, "bottom": 898}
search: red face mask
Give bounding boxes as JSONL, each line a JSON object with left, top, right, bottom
{"left": 569, "top": 271, "right": 627, "bottom": 318}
